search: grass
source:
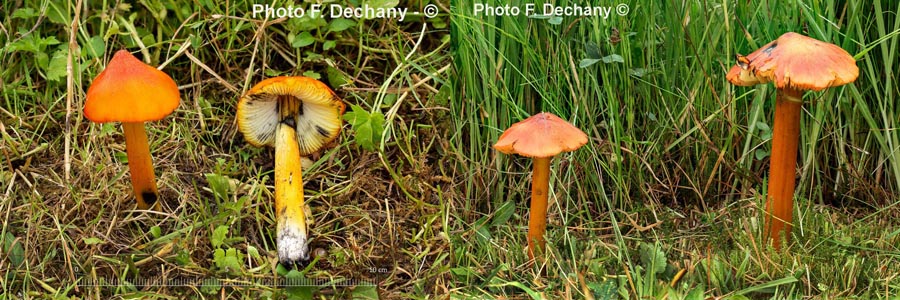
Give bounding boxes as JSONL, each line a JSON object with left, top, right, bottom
{"left": 3, "top": 0, "right": 900, "bottom": 299}
{"left": 450, "top": 0, "right": 900, "bottom": 298}
{"left": 1, "top": 0, "right": 450, "bottom": 299}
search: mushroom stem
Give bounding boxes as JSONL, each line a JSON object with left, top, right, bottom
{"left": 275, "top": 123, "right": 309, "bottom": 264}
{"left": 527, "top": 156, "right": 551, "bottom": 259}
{"left": 122, "top": 122, "right": 159, "bottom": 209}
{"left": 765, "top": 87, "right": 803, "bottom": 249}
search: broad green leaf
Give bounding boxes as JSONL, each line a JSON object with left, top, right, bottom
{"left": 213, "top": 248, "right": 242, "bottom": 273}
{"left": 585, "top": 42, "right": 602, "bottom": 58}
{"left": 292, "top": 32, "right": 316, "bottom": 48}
{"left": 326, "top": 66, "right": 350, "bottom": 87}
{"left": 200, "top": 277, "right": 220, "bottom": 294}
{"left": 323, "top": 40, "right": 337, "bottom": 51}
{"left": 105, "top": 22, "right": 121, "bottom": 40}
{"left": 85, "top": 35, "right": 106, "bottom": 58}
{"left": 451, "top": 267, "right": 475, "bottom": 277}
{"left": 474, "top": 223, "right": 492, "bottom": 244}
{"left": 343, "top": 104, "right": 385, "bottom": 151}
{"left": 602, "top": 54, "right": 624, "bottom": 64}
{"left": 640, "top": 243, "right": 666, "bottom": 275}
{"left": 302, "top": 70, "right": 321, "bottom": 79}
{"left": 579, "top": 58, "right": 601, "bottom": 68}
{"left": 366, "top": 0, "right": 398, "bottom": 10}
{"left": 685, "top": 287, "right": 704, "bottom": 300}
{"left": 150, "top": 226, "right": 162, "bottom": 239}
{"left": 329, "top": 19, "right": 356, "bottom": 32}
{"left": 291, "top": 13, "right": 328, "bottom": 31}
{"left": 36, "top": 52, "right": 50, "bottom": 70}
{"left": 3, "top": 232, "right": 25, "bottom": 268}
{"left": 285, "top": 270, "right": 316, "bottom": 299}
{"left": 756, "top": 121, "right": 772, "bottom": 140}
{"left": 491, "top": 200, "right": 516, "bottom": 227}
{"left": 587, "top": 280, "right": 617, "bottom": 300}
{"left": 628, "top": 68, "right": 647, "bottom": 77}
{"left": 140, "top": 33, "right": 156, "bottom": 47}
{"left": 47, "top": 1, "right": 70, "bottom": 25}
{"left": 755, "top": 148, "right": 770, "bottom": 160}
{"left": 276, "top": 263, "right": 291, "bottom": 276}
{"left": 6, "top": 35, "right": 60, "bottom": 54}
{"left": 82, "top": 237, "right": 103, "bottom": 245}
{"left": 429, "top": 16, "right": 447, "bottom": 29}
{"left": 211, "top": 225, "right": 228, "bottom": 248}
{"left": 246, "top": 245, "right": 260, "bottom": 259}
{"left": 45, "top": 50, "right": 68, "bottom": 81}
{"left": 11, "top": 8, "right": 38, "bottom": 19}
{"left": 382, "top": 94, "right": 398, "bottom": 106}
{"left": 352, "top": 285, "right": 379, "bottom": 299}
{"left": 205, "top": 173, "right": 230, "bottom": 201}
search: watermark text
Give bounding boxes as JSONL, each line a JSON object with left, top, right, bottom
{"left": 251, "top": 3, "right": 440, "bottom": 21}
{"left": 472, "top": 3, "right": 629, "bottom": 18}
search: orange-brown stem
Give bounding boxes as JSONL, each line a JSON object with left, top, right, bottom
{"left": 122, "top": 122, "right": 159, "bottom": 210}
{"left": 528, "top": 156, "right": 551, "bottom": 259}
{"left": 765, "top": 88, "right": 803, "bottom": 249}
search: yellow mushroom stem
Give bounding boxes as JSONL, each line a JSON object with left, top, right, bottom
{"left": 527, "top": 156, "right": 551, "bottom": 259}
{"left": 275, "top": 97, "right": 308, "bottom": 263}
{"left": 765, "top": 87, "right": 803, "bottom": 249}
{"left": 122, "top": 122, "right": 159, "bottom": 209}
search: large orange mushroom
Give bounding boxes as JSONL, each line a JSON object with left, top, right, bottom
{"left": 236, "top": 76, "right": 345, "bottom": 267}
{"left": 84, "top": 50, "right": 180, "bottom": 210}
{"left": 493, "top": 112, "right": 588, "bottom": 258}
{"left": 727, "top": 32, "right": 858, "bottom": 249}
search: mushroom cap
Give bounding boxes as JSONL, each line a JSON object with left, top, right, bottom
{"left": 236, "top": 76, "right": 345, "bottom": 155}
{"left": 84, "top": 50, "right": 180, "bottom": 123}
{"left": 726, "top": 32, "right": 858, "bottom": 91}
{"left": 493, "top": 112, "right": 588, "bottom": 158}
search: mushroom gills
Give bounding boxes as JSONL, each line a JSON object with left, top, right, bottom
{"left": 237, "top": 94, "right": 280, "bottom": 146}
{"left": 277, "top": 94, "right": 343, "bottom": 155}
{"left": 240, "top": 93, "right": 343, "bottom": 155}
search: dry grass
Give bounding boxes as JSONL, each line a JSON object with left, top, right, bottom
{"left": 1, "top": 0, "right": 451, "bottom": 298}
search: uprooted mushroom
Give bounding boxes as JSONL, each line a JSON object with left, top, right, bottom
{"left": 236, "top": 76, "right": 345, "bottom": 267}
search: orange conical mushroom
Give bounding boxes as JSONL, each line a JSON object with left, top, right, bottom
{"left": 236, "top": 76, "right": 345, "bottom": 267}
{"left": 493, "top": 112, "right": 588, "bottom": 258}
{"left": 727, "top": 32, "right": 858, "bottom": 249}
{"left": 84, "top": 50, "right": 180, "bottom": 210}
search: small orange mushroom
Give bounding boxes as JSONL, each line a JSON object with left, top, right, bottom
{"left": 726, "top": 32, "right": 858, "bottom": 249}
{"left": 84, "top": 50, "right": 180, "bottom": 210}
{"left": 236, "top": 76, "right": 345, "bottom": 267}
{"left": 493, "top": 112, "right": 588, "bottom": 258}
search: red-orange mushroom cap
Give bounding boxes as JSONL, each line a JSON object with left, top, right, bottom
{"left": 726, "top": 32, "right": 859, "bottom": 91}
{"left": 84, "top": 50, "right": 180, "bottom": 123}
{"left": 493, "top": 112, "right": 588, "bottom": 158}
